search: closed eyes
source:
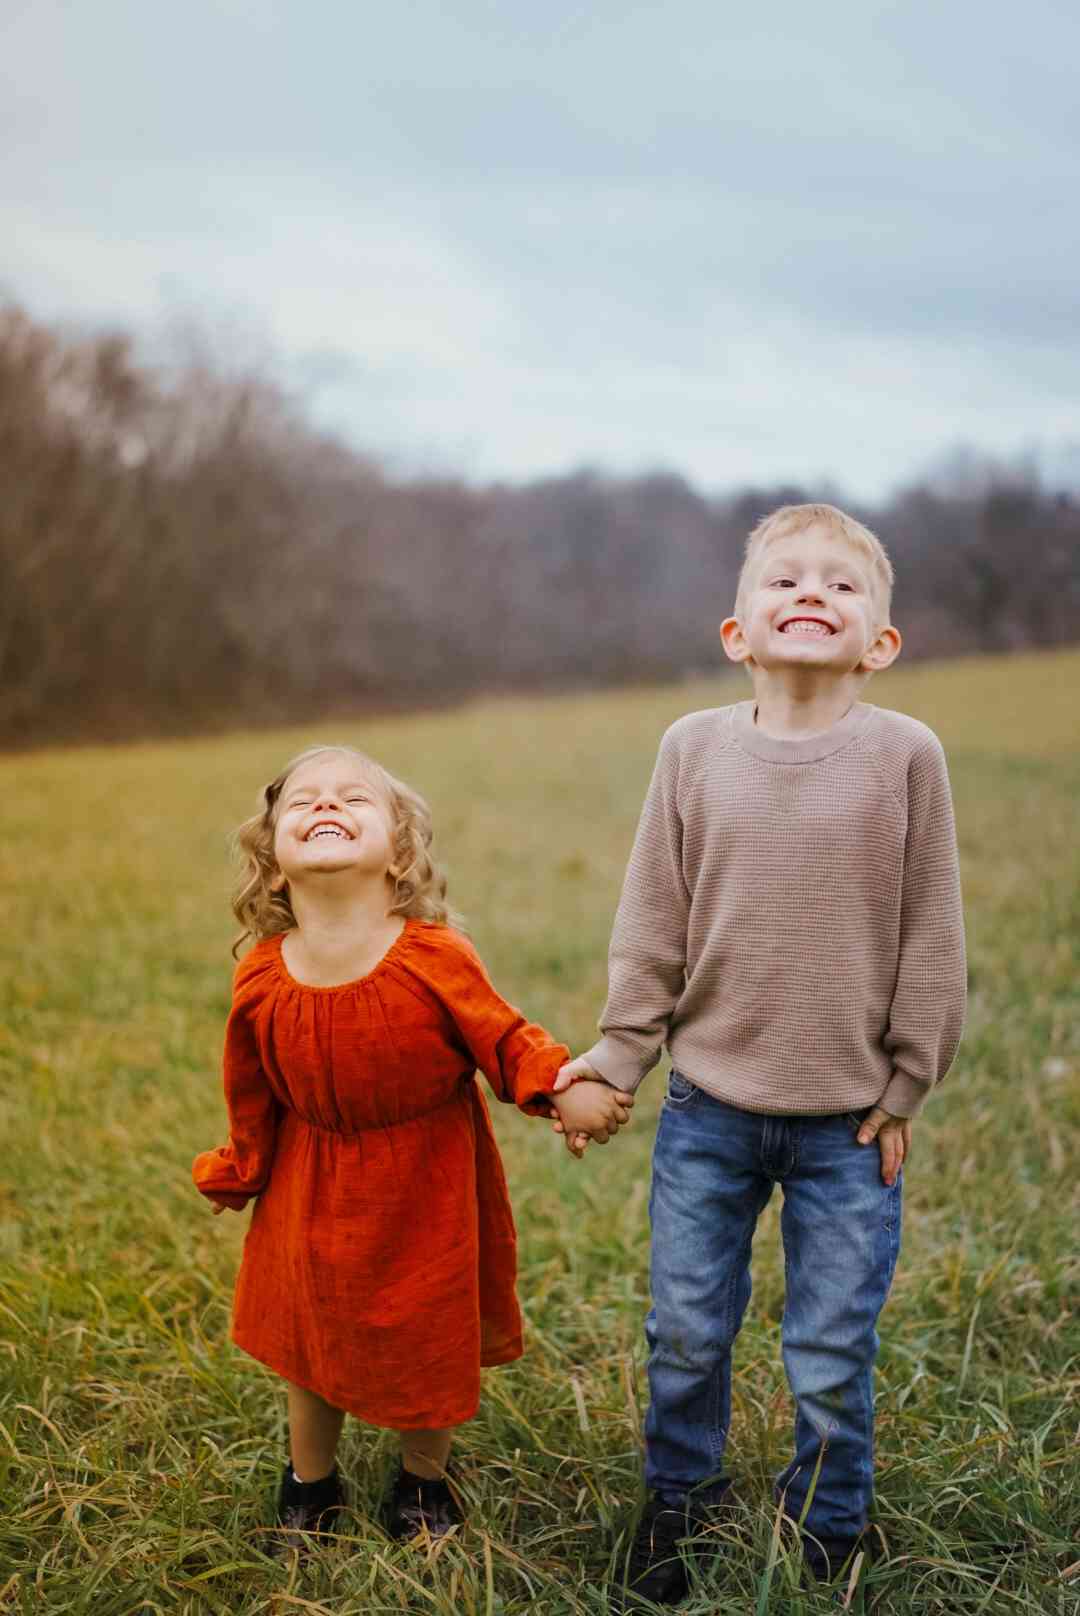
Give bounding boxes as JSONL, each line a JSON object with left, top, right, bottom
{"left": 767, "top": 578, "right": 857, "bottom": 592}
{"left": 284, "top": 793, "right": 373, "bottom": 810}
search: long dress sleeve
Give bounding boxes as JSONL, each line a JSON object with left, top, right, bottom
{"left": 880, "top": 734, "right": 967, "bottom": 1117}
{"left": 582, "top": 725, "right": 690, "bottom": 1093}
{"left": 192, "top": 969, "right": 281, "bottom": 1209}
{"left": 411, "top": 930, "right": 570, "bottom": 1114}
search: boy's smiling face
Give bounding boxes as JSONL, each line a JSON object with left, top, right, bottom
{"left": 722, "top": 526, "right": 898, "bottom": 676}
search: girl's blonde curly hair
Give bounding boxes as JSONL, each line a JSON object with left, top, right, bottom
{"left": 231, "top": 745, "right": 461, "bottom": 955}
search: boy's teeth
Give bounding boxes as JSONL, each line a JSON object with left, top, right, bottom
{"left": 782, "top": 621, "right": 830, "bottom": 636}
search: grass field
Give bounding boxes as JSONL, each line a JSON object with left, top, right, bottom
{"left": 1, "top": 648, "right": 1078, "bottom": 1614}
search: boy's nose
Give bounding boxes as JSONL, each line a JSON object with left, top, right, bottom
{"left": 796, "top": 584, "right": 825, "bottom": 603}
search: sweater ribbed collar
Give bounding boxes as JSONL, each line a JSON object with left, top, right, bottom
{"left": 730, "top": 699, "right": 874, "bottom": 764}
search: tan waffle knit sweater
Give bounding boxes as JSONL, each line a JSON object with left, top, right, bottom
{"left": 583, "top": 700, "right": 965, "bottom": 1118}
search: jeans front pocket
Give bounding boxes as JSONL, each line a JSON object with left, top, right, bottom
{"left": 665, "top": 1069, "right": 701, "bottom": 1109}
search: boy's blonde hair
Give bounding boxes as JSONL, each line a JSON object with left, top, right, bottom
{"left": 231, "top": 745, "right": 460, "bottom": 955}
{"left": 734, "top": 503, "right": 894, "bottom": 627}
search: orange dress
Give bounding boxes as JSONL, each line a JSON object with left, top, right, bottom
{"left": 192, "top": 921, "right": 568, "bottom": 1429}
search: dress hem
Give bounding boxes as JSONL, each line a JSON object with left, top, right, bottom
{"left": 230, "top": 1329, "right": 523, "bottom": 1429}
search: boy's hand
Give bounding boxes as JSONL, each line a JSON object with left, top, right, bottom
{"left": 550, "top": 1081, "right": 634, "bottom": 1159}
{"left": 857, "top": 1106, "right": 912, "bottom": 1187}
{"left": 553, "top": 1056, "right": 602, "bottom": 1091}
{"left": 210, "top": 1199, "right": 229, "bottom": 1216}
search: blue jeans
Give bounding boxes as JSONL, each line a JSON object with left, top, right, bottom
{"left": 644, "top": 1072, "right": 902, "bottom": 1542}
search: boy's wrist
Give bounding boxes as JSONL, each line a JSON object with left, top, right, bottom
{"left": 577, "top": 1034, "right": 649, "bottom": 1095}
{"left": 879, "top": 1069, "right": 926, "bottom": 1119}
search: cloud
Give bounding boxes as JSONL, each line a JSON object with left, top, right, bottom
{"left": 2, "top": 0, "right": 1078, "bottom": 498}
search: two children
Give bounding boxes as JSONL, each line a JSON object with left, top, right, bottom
{"left": 196, "top": 501, "right": 965, "bottom": 1600}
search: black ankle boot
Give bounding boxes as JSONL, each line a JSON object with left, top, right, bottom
{"left": 801, "top": 1533, "right": 864, "bottom": 1585}
{"left": 611, "top": 1487, "right": 735, "bottom": 1612}
{"left": 381, "top": 1460, "right": 463, "bottom": 1541}
{"left": 270, "top": 1462, "right": 345, "bottom": 1556}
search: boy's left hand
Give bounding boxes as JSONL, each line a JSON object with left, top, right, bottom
{"left": 857, "top": 1106, "right": 912, "bottom": 1187}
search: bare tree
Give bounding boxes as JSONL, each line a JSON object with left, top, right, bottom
{"left": 1, "top": 302, "right": 1076, "bottom": 748}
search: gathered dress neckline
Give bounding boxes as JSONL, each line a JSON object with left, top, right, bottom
{"left": 273, "top": 917, "right": 415, "bottom": 992}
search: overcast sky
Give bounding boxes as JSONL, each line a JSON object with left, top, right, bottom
{"left": 4, "top": 0, "right": 1079, "bottom": 498}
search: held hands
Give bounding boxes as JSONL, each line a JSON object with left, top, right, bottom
{"left": 549, "top": 1057, "right": 635, "bottom": 1159}
{"left": 857, "top": 1106, "right": 912, "bottom": 1187}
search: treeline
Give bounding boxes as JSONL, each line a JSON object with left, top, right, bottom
{"left": 2, "top": 303, "right": 1077, "bottom": 746}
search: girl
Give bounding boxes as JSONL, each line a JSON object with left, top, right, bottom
{"left": 193, "top": 746, "right": 631, "bottom": 1551}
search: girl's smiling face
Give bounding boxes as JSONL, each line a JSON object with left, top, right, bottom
{"left": 272, "top": 751, "right": 397, "bottom": 889}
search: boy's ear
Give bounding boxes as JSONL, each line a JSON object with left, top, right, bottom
{"left": 720, "top": 616, "right": 751, "bottom": 664}
{"left": 860, "top": 624, "right": 902, "bottom": 672}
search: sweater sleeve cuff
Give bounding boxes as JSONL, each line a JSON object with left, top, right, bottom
{"left": 879, "top": 1069, "right": 931, "bottom": 1119}
{"left": 579, "top": 1034, "right": 655, "bottom": 1095}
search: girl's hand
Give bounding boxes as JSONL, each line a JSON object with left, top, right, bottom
{"left": 551, "top": 1081, "right": 634, "bottom": 1159}
{"left": 552, "top": 1123, "right": 592, "bottom": 1158}
{"left": 210, "top": 1199, "right": 229, "bottom": 1216}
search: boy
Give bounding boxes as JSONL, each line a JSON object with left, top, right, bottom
{"left": 554, "top": 503, "right": 965, "bottom": 1606}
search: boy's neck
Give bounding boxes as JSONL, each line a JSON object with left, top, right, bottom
{"left": 750, "top": 669, "right": 867, "bottom": 740}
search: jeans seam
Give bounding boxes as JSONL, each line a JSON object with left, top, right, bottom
{"left": 706, "top": 1343, "right": 725, "bottom": 1472}
{"left": 722, "top": 1244, "right": 740, "bottom": 1355}
{"left": 884, "top": 1173, "right": 900, "bottom": 1239}
{"left": 713, "top": 1238, "right": 748, "bottom": 1470}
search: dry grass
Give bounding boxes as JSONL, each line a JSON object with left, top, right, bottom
{"left": 1, "top": 648, "right": 1078, "bottom": 1612}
